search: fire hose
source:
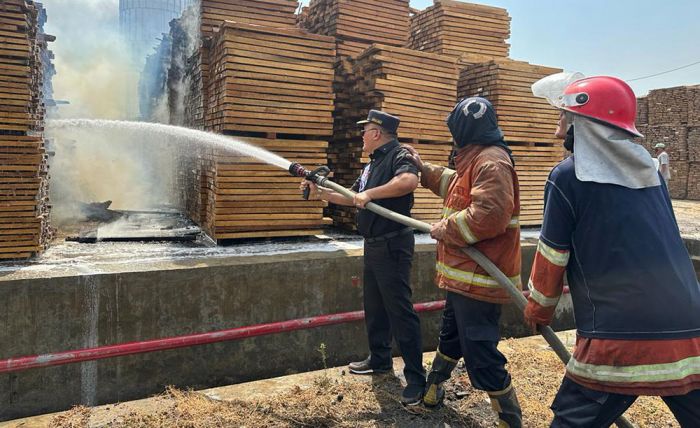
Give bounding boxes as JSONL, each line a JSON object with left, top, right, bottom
{"left": 290, "top": 163, "right": 634, "bottom": 428}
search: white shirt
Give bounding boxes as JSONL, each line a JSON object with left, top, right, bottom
{"left": 658, "top": 151, "right": 671, "bottom": 180}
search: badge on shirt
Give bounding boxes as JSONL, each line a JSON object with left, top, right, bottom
{"left": 359, "top": 163, "right": 371, "bottom": 192}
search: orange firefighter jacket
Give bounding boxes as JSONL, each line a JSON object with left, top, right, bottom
{"left": 421, "top": 144, "right": 521, "bottom": 304}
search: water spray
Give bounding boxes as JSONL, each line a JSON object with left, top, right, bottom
{"left": 288, "top": 162, "right": 634, "bottom": 428}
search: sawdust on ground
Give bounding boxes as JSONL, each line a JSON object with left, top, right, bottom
{"left": 673, "top": 200, "right": 700, "bottom": 240}
{"left": 49, "top": 336, "right": 679, "bottom": 428}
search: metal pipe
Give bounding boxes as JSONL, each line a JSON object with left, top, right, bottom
{"left": 0, "top": 288, "right": 573, "bottom": 375}
{"left": 311, "top": 175, "right": 633, "bottom": 428}
{"left": 0, "top": 301, "right": 446, "bottom": 374}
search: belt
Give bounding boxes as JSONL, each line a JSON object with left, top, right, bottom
{"left": 365, "top": 227, "right": 413, "bottom": 244}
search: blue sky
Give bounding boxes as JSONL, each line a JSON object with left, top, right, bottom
{"left": 305, "top": 0, "right": 700, "bottom": 96}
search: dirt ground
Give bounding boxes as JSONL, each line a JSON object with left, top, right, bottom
{"left": 42, "top": 333, "right": 679, "bottom": 428}
{"left": 673, "top": 200, "right": 700, "bottom": 239}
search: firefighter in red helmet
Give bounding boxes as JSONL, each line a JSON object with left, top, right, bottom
{"left": 527, "top": 73, "right": 700, "bottom": 427}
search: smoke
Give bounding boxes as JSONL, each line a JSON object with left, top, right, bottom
{"left": 48, "top": 127, "right": 178, "bottom": 226}
{"left": 162, "top": 3, "right": 201, "bottom": 125}
{"left": 42, "top": 0, "right": 137, "bottom": 120}
{"left": 40, "top": 0, "right": 188, "bottom": 227}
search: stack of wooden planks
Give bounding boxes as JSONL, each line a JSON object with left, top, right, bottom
{"left": 636, "top": 85, "right": 700, "bottom": 200}
{"left": 0, "top": 0, "right": 52, "bottom": 259}
{"left": 298, "top": 0, "right": 411, "bottom": 58}
{"left": 206, "top": 21, "right": 335, "bottom": 136}
{"left": 200, "top": 0, "right": 299, "bottom": 40}
{"left": 458, "top": 58, "right": 565, "bottom": 226}
{"left": 176, "top": 0, "right": 300, "bottom": 129}
{"left": 409, "top": 0, "right": 510, "bottom": 62}
{"left": 201, "top": 138, "right": 331, "bottom": 240}
{"left": 196, "top": 21, "right": 335, "bottom": 241}
{"left": 329, "top": 44, "right": 458, "bottom": 227}
{"left": 182, "top": 44, "right": 210, "bottom": 129}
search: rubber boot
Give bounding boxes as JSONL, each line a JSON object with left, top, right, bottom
{"left": 488, "top": 384, "right": 522, "bottom": 428}
{"left": 423, "top": 350, "right": 458, "bottom": 407}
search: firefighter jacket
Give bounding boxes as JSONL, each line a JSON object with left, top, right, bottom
{"left": 421, "top": 144, "right": 521, "bottom": 304}
{"left": 524, "top": 156, "right": 700, "bottom": 395}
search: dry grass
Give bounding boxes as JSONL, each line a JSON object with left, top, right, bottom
{"left": 50, "top": 338, "right": 680, "bottom": 428}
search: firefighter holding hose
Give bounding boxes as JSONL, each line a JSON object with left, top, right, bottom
{"left": 526, "top": 73, "right": 700, "bottom": 426}
{"left": 404, "top": 97, "right": 523, "bottom": 427}
{"left": 300, "top": 110, "right": 427, "bottom": 406}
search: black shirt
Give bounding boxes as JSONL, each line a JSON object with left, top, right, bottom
{"left": 351, "top": 139, "right": 418, "bottom": 238}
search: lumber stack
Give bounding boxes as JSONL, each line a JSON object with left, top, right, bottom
{"left": 636, "top": 96, "right": 648, "bottom": 126}
{"left": 647, "top": 86, "right": 689, "bottom": 125}
{"left": 329, "top": 44, "right": 458, "bottom": 228}
{"left": 0, "top": 0, "right": 52, "bottom": 259}
{"left": 206, "top": 21, "right": 335, "bottom": 136}
{"left": 198, "top": 22, "right": 335, "bottom": 241}
{"left": 182, "top": 45, "right": 210, "bottom": 129}
{"left": 458, "top": 58, "right": 565, "bottom": 226}
{"left": 298, "top": 0, "right": 411, "bottom": 58}
{"left": 200, "top": 0, "right": 299, "bottom": 40}
{"left": 636, "top": 85, "right": 700, "bottom": 200}
{"left": 688, "top": 126, "right": 700, "bottom": 163}
{"left": 201, "top": 138, "right": 331, "bottom": 240}
{"left": 642, "top": 126, "right": 688, "bottom": 165}
{"left": 688, "top": 162, "right": 700, "bottom": 200}
{"left": 172, "top": 1, "right": 300, "bottom": 129}
{"left": 690, "top": 86, "right": 700, "bottom": 126}
{"left": 409, "top": 0, "right": 510, "bottom": 62}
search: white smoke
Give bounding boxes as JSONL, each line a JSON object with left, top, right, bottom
{"left": 40, "top": 0, "right": 190, "bottom": 226}
{"left": 43, "top": 0, "right": 137, "bottom": 120}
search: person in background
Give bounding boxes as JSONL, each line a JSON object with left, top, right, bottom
{"left": 654, "top": 142, "right": 671, "bottom": 186}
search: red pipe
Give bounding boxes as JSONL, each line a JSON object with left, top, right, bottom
{"left": 0, "top": 287, "right": 570, "bottom": 374}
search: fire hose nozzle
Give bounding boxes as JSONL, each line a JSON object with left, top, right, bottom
{"left": 289, "top": 163, "right": 331, "bottom": 199}
{"left": 288, "top": 162, "right": 309, "bottom": 178}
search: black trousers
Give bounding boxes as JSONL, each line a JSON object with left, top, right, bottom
{"left": 436, "top": 291, "right": 511, "bottom": 392}
{"left": 551, "top": 377, "right": 700, "bottom": 427}
{"left": 363, "top": 232, "right": 425, "bottom": 386}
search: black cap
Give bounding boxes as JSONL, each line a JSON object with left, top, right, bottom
{"left": 357, "top": 110, "right": 400, "bottom": 135}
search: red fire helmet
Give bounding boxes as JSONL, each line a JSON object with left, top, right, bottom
{"left": 560, "top": 76, "right": 643, "bottom": 137}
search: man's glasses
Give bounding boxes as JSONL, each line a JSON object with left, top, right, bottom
{"left": 361, "top": 128, "right": 380, "bottom": 136}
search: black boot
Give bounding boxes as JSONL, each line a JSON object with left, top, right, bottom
{"left": 423, "top": 350, "right": 458, "bottom": 407}
{"left": 488, "top": 384, "right": 522, "bottom": 428}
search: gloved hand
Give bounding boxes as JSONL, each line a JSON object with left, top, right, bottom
{"left": 402, "top": 144, "right": 424, "bottom": 171}
{"left": 430, "top": 219, "right": 448, "bottom": 241}
{"left": 523, "top": 300, "right": 551, "bottom": 334}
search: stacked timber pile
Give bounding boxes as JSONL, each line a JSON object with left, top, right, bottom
{"left": 409, "top": 0, "right": 510, "bottom": 64}
{"left": 200, "top": 0, "right": 298, "bottom": 39}
{"left": 161, "top": 2, "right": 341, "bottom": 241}
{"left": 688, "top": 126, "right": 700, "bottom": 200}
{"left": 330, "top": 44, "right": 458, "bottom": 228}
{"left": 173, "top": 1, "right": 300, "bottom": 130}
{"left": 637, "top": 85, "right": 700, "bottom": 200}
{"left": 0, "top": 0, "right": 53, "bottom": 259}
{"left": 182, "top": 44, "right": 210, "bottom": 129}
{"left": 458, "top": 58, "right": 565, "bottom": 226}
{"left": 201, "top": 139, "right": 329, "bottom": 240}
{"left": 298, "top": 0, "right": 411, "bottom": 57}
{"left": 206, "top": 22, "right": 335, "bottom": 136}
{"left": 200, "top": 22, "right": 335, "bottom": 240}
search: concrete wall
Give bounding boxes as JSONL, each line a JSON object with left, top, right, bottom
{"left": 0, "top": 241, "right": 568, "bottom": 420}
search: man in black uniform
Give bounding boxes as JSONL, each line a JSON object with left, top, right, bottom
{"left": 301, "top": 110, "right": 425, "bottom": 405}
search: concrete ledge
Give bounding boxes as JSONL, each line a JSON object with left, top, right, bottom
{"left": 0, "top": 241, "right": 576, "bottom": 420}
{"left": 3, "top": 233, "right": 700, "bottom": 420}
